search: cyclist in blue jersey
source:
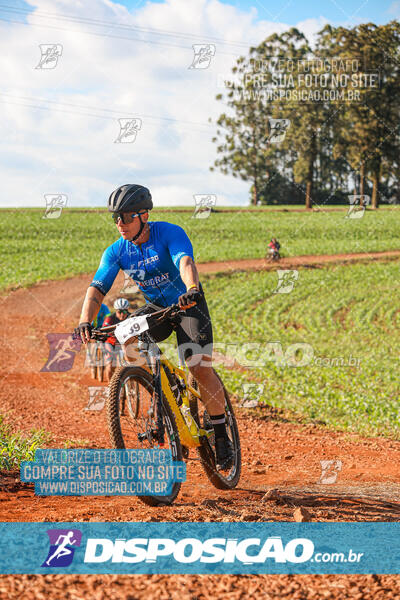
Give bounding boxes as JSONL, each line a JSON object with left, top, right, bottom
{"left": 75, "top": 184, "right": 233, "bottom": 469}
{"left": 87, "top": 302, "right": 110, "bottom": 377}
{"left": 92, "top": 302, "right": 110, "bottom": 328}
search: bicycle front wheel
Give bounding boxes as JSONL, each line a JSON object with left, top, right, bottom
{"left": 107, "top": 366, "right": 183, "bottom": 506}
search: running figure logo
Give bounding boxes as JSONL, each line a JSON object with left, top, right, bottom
{"left": 86, "top": 386, "right": 108, "bottom": 411}
{"left": 192, "top": 195, "right": 216, "bottom": 219}
{"left": 43, "top": 194, "right": 67, "bottom": 219}
{"left": 35, "top": 44, "right": 63, "bottom": 69}
{"left": 318, "top": 459, "right": 342, "bottom": 484}
{"left": 274, "top": 270, "right": 299, "bottom": 294}
{"left": 189, "top": 44, "right": 216, "bottom": 69}
{"left": 241, "top": 383, "right": 265, "bottom": 408}
{"left": 114, "top": 118, "right": 142, "bottom": 143}
{"left": 41, "top": 334, "right": 81, "bottom": 372}
{"left": 120, "top": 271, "right": 140, "bottom": 294}
{"left": 41, "top": 529, "right": 82, "bottom": 567}
{"left": 346, "top": 195, "right": 370, "bottom": 219}
{"left": 267, "top": 118, "right": 291, "bottom": 143}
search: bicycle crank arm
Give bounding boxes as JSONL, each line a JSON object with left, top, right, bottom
{"left": 199, "top": 435, "right": 216, "bottom": 468}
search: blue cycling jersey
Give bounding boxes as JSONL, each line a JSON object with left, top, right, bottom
{"left": 90, "top": 221, "right": 194, "bottom": 307}
{"left": 92, "top": 303, "right": 110, "bottom": 328}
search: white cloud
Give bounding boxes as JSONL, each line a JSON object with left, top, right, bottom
{"left": 388, "top": 1, "right": 400, "bottom": 16}
{"left": 295, "top": 17, "right": 329, "bottom": 45}
{"left": 0, "top": 0, "right": 326, "bottom": 207}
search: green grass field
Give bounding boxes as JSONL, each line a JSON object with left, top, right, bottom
{"left": 202, "top": 260, "right": 400, "bottom": 438}
{"left": 1, "top": 207, "right": 399, "bottom": 438}
{"left": 1, "top": 207, "right": 399, "bottom": 291}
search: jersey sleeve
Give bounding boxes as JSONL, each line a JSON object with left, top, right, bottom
{"left": 162, "top": 222, "right": 194, "bottom": 268}
{"left": 90, "top": 244, "right": 120, "bottom": 296}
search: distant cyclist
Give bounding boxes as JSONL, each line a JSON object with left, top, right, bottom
{"left": 74, "top": 184, "right": 233, "bottom": 470}
{"left": 268, "top": 237, "right": 281, "bottom": 261}
{"left": 101, "top": 298, "right": 130, "bottom": 381}
{"left": 92, "top": 302, "right": 110, "bottom": 328}
{"left": 87, "top": 302, "right": 110, "bottom": 378}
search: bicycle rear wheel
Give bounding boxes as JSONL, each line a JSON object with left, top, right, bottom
{"left": 107, "top": 366, "right": 183, "bottom": 506}
{"left": 189, "top": 369, "right": 241, "bottom": 490}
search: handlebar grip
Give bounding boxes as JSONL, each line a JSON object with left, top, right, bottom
{"left": 179, "top": 301, "right": 197, "bottom": 310}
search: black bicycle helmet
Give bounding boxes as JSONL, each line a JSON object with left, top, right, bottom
{"left": 108, "top": 184, "right": 153, "bottom": 213}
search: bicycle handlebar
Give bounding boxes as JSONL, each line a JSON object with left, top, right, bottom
{"left": 89, "top": 303, "right": 193, "bottom": 340}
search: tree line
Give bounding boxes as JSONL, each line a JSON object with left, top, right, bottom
{"left": 211, "top": 22, "right": 400, "bottom": 208}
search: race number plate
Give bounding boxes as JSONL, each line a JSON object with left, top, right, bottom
{"left": 114, "top": 315, "right": 149, "bottom": 344}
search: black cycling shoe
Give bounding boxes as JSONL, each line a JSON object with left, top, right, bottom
{"left": 215, "top": 436, "right": 234, "bottom": 471}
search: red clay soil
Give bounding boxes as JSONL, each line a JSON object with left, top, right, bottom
{"left": 197, "top": 249, "right": 400, "bottom": 274}
{"left": 0, "top": 265, "right": 399, "bottom": 598}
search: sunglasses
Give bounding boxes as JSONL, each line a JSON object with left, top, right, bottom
{"left": 111, "top": 210, "right": 148, "bottom": 224}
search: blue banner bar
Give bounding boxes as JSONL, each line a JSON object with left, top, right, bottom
{"left": 0, "top": 522, "right": 399, "bottom": 574}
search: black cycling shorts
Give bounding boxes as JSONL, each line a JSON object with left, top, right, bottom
{"left": 136, "top": 291, "right": 213, "bottom": 362}
{"left": 175, "top": 291, "right": 213, "bottom": 361}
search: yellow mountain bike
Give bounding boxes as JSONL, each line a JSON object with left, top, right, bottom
{"left": 91, "top": 304, "right": 241, "bottom": 506}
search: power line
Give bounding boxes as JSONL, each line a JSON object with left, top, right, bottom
{"left": 0, "top": 92, "right": 214, "bottom": 128}
{"left": 0, "top": 97, "right": 215, "bottom": 134}
{"left": 0, "top": 3, "right": 253, "bottom": 49}
{"left": 0, "top": 15, "right": 206, "bottom": 51}
{"left": 0, "top": 13, "right": 244, "bottom": 57}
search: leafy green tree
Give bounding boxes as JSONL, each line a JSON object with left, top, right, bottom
{"left": 210, "top": 54, "right": 271, "bottom": 205}
{"left": 319, "top": 22, "right": 400, "bottom": 208}
{"left": 211, "top": 23, "right": 399, "bottom": 208}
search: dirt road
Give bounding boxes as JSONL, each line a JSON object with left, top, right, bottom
{"left": 0, "top": 258, "right": 399, "bottom": 598}
{"left": 197, "top": 249, "right": 400, "bottom": 274}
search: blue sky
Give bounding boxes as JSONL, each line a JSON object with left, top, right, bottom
{"left": 4, "top": 0, "right": 399, "bottom": 25}
{"left": 118, "top": 0, "right": 400, "bottom": 25}
{"left": 1, "top": 0, "right": 398, "bottom": 207}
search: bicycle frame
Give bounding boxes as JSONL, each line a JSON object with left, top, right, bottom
{"left": 91, "top": 308, "right": 214, "bottom": 448}
{"left": 137, "top": 337, "right": 211, "bottom": 448}
{"left": 159, "top": 357, "right": 210, "bottom": 448}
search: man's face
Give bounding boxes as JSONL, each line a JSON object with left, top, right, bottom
{"left": 116, "top": 309, "right": 128, "bottom": 321}
{"left": 115, "top": 211, "right": 149, "bottom": 241}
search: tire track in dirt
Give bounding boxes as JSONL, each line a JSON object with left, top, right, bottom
{"left": 196, "top": 249, "right": 400, "bottom": 274}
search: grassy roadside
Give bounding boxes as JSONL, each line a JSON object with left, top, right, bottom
{"left": 0, "top": 414, "right": 52, "bottom": 470}
{"left": 1, "top": 207, "right": 400, "bottom": 291}
{"left": 203, "top": 260, "right": 400, "bottom": 439}
{"left": 0, "top": 415, "right": 91, "bottom": 470}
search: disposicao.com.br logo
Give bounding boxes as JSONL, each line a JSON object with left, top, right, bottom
{"left": 38, "top": 530, "right": 364, "bottom": 571}
{"left": 42, "top": 529, "right": 82, "bottom": 567}
{"left": 83, "top": 536, "right": 315, "bottom": 564}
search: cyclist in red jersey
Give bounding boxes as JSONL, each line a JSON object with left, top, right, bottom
{"left": 268, "top": 237, "right": 281, "bottom": 260}
{"left": 102, "top": 298, "right": 130, "bottom": 381}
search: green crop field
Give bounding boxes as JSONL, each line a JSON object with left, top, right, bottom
{"left": 0, "top": 207, "right": 400, "bottom": 291}
{"left": 200, "top": 260, "right": 400, "bottom": 438}
{"left": 1, "top": 207, "right": 399, "bottom": 438}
